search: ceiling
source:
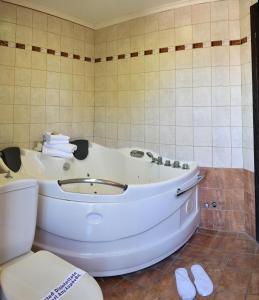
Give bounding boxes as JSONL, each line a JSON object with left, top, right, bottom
{"left": 7, "top": 0, "right": 214, "bottom": 29}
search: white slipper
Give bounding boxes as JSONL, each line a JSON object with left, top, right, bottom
{"left": 191, "top": 264, "right": 213, "bottom": 296}
{"left": 174, "top": 268, "right": 196, "bottom": 300}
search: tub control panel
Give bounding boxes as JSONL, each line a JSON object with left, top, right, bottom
{"left": 129, "top": 150, "right": 190, "bottom": 169}
{"left": 130, "top": 150, "right": 145, "bottom": 158}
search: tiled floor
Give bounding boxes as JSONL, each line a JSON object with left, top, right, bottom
{"left": 96, "top": 229, "right": 259, "bottom": 300}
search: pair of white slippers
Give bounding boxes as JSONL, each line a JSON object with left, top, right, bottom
{"left": 175, "top": 264, "right": 213, "bottom": 300}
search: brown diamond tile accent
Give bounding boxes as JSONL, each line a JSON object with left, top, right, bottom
{"left": 95, "top": 58, "right": 101, "bottom": 63}
{"left": 175, "top": 45, "right": 185, "bottom": 51}
{"left": 144, "top": 50, "right": 153, "bottom": 55}
{"left": 230, "top": 39, "right": 241, "bottom": 46}
{"left": 118, "top": 54, "right": 125, "bottom": 59}
{"left": 32, "top": 46, "right": 41, "bottom": 52}
{"left": 61, "top": 51, "right": 68, "bottom": 57}
{"left": 73, "top": 54, "right": 80, "bottom": 60}
{"left": 85, "top": 57, "right": 91, "bottom": 62}
{"left": 159, "top": 47, "right": 169, "bottom": 53}
{"left": 193, "top": 42, "right": 203, "bottom": 49}
{"left": 131, "top": 52, "right": 138, "bottom": 57}
{"left": 16, "top": 43, "right": 25, "bottom": 49}
{"left": 211, "top": 40, "right": 223, "bottom": 47}
{"left": 241, "top": 37, "right": 248, "bottom": 44}
{"left": 106, "top": 56, "right": 113, "bottom": 61}
{"left": 0, "top": 40, "right": 8, "bottom": 47}
{"left": 47, "top": 48, "right": 55, "bottom": 55}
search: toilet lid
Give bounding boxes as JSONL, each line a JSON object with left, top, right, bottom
{"left": 0, "top": 251, "right": 103, "bottom": 300}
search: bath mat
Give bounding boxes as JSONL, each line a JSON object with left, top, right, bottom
{"left": 174, "top": 268, "right": 196, "bottom": 300}
{"left": 71, "top": 140, "right": 89, "bottom": 160}
{"left": 191, "top": 264, "right": 213, "bottom": 296}
{"left": 0, "top": 147, "right": 21, "bottom": 172}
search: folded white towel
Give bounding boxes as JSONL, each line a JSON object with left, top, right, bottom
{"left": 46, "top": 140, "right": 69, "bottom": 145}
{"left": 42, "top": 146, "right": 73, "bottom": 159}
{"left": 44, "top": 132, "right": 70, "bottom": 142}
{"left": 175, "top": 268, "right": 196, "bottom": 300}
{"left": 44, "top": 142, "right": 77, "bottom": 153}
{"left": 191, "top": 264, "right": 213, "bottom": 297}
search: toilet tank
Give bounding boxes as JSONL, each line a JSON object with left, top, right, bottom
{"left": 0, "top": 178, "right": 38, "bottom": 264}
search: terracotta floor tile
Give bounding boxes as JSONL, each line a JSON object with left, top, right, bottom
{"left": 221, "top": 237, "right": 257, "bottom": 254}
{"left": 227, "top": 254, "right": 259, "bottom": 272}
{"left": 213, "top": 290, "right": 246, "bottom": 300}
{"left": 246, "top": 296, "right": 259, "bottom": 300}
{"left": 96, "top": 230, "right": 259, "bottom": 299}
{"left": 248, "top": 272, "right": 259, "bottom": 294}
{"left": 149, "top": 272, "right": 180, "bottom": 300}
{"left": 125, "top": 268, "right": 162, "bottom": 288}
{"left": 188, "top": 232, "right": 221, "bottom": 248}
{"left": 218, "top": 267, "right": 251, "bottom": 292}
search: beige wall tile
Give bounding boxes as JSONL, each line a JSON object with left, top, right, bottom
{"left": 61, "top": 19, "right": 73, "bottom": 37}
{"left": 0, "top": 21, "right": 16, "bottom": 41}
{"left": 191, "top": 3, "right": 210, "bottom": 24}
{"left": 60, "top": 106, "right": 72, "bottom": 122}
{"left": 175, "top": 26, "right": 192, "bottom": 44}
{"left": 14, "top": 86, "right": 30, "bottom": 104}
{"left": 193, "top": 23, "right": 211, "bottom": 42}
{"left": 14, "top": 105, "right": 30, "bottom": 123}
{"left": 33, "top": 11, "right": 47, "bottom": 31}
{"left": 60, "top": 73, "right": 72, "bottom": 90}
{"left": 0, "top": 65, "right": 14, "bottom": 85}
{"left": 211, "top": 1, "right": 229, "bottom": 22}
{"left": 0, "top": 46, "right": 15, "bottom": 66}
{"left": 60, "top": 57, "right": 72, "bottom": 73}
{"left": 31, "top": 52, "right": 46, "bottom": 70}
{"left": 61, "top": 36, "right": 73, "bottom": 53}
{"left": 31, "top": 69, "right": 46, "bottom": 87}
{"left": 13, "top": 124, "right": 30, "bottom": 142}
{"left": 47, "top": 32, "right": 61, "bottom": 51}
{"left": 47, "top": 71, "right": 60, "bottom": 89}
{"left": 15, "top": 49, "right": 31, "bottom": 68}
{"left": 16, "top": 25, "right": 32, "bottom": 44}
{"left": 46, "top": 89, "right": 59, "bottom": 105}
{"left": 47, "top": 55, "right": 60, "bottom": 72}
{"left": 47, "top": 15, "right": 61, "bottom": 34}
{"left": 31, "top": 87, "right": 45, "bottom": 105}
{"left": 0, "top": 2, "right": 16, "bottom": 23}
{"left": 15, "top": 67, "right": 31, "bottom": 86}
{"left": 73, "top": 75, "right": 84, "bottom": 91}
{"left": 0, "top": 124, "right": 13, "bottom": 143}
{"left": 158, "top": 10, "right": 174, "bottom": 30}
{"left": 73, "top": 39, "right": 84, "bottom": 56}
{"left": 46, "top": 106, "right": 59, "bottom": 123}
{"left": 144, "top": 32, "right": 159, "bottom": 49}
{"left": 175, "top": 6, "right": 191, "bottom": 27}
{"left": 73, "top": 60, "right": 85, "bottom": 75}
{"left": 60, "top": 90, "right": 72, "bottom": 106}
{"left": 176, "top": 50, "right": 192, "bottom": 69}
{"left": 17, "top": 6, "right": 32, "bottom": 27}
{"left": 30, "top": 105, "right": 45, "bottom": 123}
{"left": 32, "top": 29, "right": 47, "bottom": 48}
{"left": 0, "top": 85, "right": 14, "bottom": 104}
{"left": 211, "top": 21, "right": 229, "bottom": 40}
{"left": 0, "top": 104, "right": 13, "bottom": 123}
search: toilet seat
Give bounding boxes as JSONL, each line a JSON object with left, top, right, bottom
{"left": 0, "top": 251, "right": 103, "bottom": 300}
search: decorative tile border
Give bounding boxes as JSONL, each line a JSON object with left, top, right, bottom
{"left": 0, "top": 36, "right": 249, "bottom": 64}
{"left": 94, "top": 37, "right": 249, "bottom": 63}
{"left": 0, "top": 40, "right": 93, "bottom": 63}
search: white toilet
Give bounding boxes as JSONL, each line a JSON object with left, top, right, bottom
{"left": 0, "top": 176, "right": 103, "bottom": 300}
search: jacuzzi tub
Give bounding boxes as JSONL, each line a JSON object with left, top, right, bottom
{"left": 1, "top": 143, "right": 202, "bottom": 276}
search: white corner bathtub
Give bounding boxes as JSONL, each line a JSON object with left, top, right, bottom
{"left": 1, "top": 143, "right": 202, "bottom": 276}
